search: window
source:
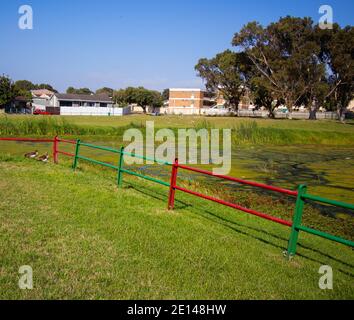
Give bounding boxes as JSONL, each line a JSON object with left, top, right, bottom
{"left": 100, "top": 103, "right": 107, "bottom": 108}
{"left": 87, "top": 102, "right": 95, "bottom": 107}
{"left": 59, "top": 101, "right": 72, "bottom": 107}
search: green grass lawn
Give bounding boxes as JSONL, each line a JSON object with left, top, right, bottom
{"left": 0, "top": 157, "right": 353, "bottom": 299}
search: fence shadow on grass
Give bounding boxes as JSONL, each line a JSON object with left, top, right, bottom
{"left": 126, "top": 179, "right": 354, "bottom": 277}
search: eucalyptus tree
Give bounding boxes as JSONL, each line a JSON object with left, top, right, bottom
{"left": 233, "top": 17, "right": 327, "bottom": 117}
{"left": 195, "top": 50, "right": 252, "bottom": 111}
{"left": 317, "top": 24, "right": 354, "bottom": 122}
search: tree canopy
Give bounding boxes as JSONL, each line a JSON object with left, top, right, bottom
{"left": 195, "top": 16, "right": 353, "bottom": 120}
{"left": 195, "top": 50, "right": 252, "bottom": 111}
{"left": 96, "top": 87, "right": 114, "bottom": 97}
{"left": 0, "top": 75, "right": 17, "bottom": 107}
{"left": 66, "top": 87, "right": 93, "bottom": 95}
{"left": 113, "top": 87, "right": 163, "bottom": 112}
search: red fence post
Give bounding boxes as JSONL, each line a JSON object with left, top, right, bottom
{"left": 168, "top": 158, "right": 179, "bottom": 210}
{"left": 53, "top": 136, "right": 59, "bottom": 164}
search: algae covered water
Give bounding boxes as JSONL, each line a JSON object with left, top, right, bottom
{"left": 1, "top": 140, "right": 353, "bottom": 208}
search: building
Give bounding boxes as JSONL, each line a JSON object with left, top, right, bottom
{"left": 31, "top": 89, "right": 55, "bottom": 111}
{"left": 167, "top": 88, "right": 216, "bottom": 115}
{"left": 49, "top": 93, "right": 113, "bottom": 108}
{"left": 8, "top": 96, "right": 32, "bottom": 114}
{"left": 46, "top": 93, "right": 124, "bottom": 116}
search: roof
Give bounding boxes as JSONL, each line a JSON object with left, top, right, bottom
{"left": 169, "top": 88, "right": 204, "bottom": 92}
{"left": 54, "top": 93, "right": 112, "bottom": 103}
{"left": 31, "top": 89, "right": 54, "bottom": 96}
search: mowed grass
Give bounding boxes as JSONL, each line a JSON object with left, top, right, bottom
{"left": 0, "top": 157, "right": 353, "bottom": 299}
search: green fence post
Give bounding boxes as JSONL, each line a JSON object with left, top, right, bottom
{"left": 117, "top": 146, "right": 124, "bottom": 187}
{"left": 286, "top": 184, "right": 307, "bottom": 259}
{"left": 72, "top": 139, "right": 81, "bottom": 170}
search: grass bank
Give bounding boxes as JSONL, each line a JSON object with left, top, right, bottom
{"left": 0, "top": 156, "right": 353, "bottom": 299}
{"left": 1, "top": 114, "right": 354, "bottom": 145}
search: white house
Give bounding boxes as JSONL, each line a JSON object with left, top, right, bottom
{"left": 31, "top": 89, "right": 55, "bottom": 111}
{"left": 46, "top": 93, "right": 129, "bottom": 116}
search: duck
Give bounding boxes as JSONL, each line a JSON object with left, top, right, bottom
{"left": 24, "top": 150, "right": 38, "bottom": 159}
{"left": 37, "top": 152, "right": 49, "bottom": 163}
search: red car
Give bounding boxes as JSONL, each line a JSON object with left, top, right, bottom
{"left": 33, "top": 109, "right": 51, "bottom": 115}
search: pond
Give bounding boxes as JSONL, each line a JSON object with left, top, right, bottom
{"left": 1, "top": 140, "right": 353, "bottom": 206}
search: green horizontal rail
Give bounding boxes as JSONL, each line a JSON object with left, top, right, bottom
{"left": 79, "top": 141, "right": 121, "bottom": 154}
{"left": 121, "top": 168, "right": 170, "bottom": 187}
{"left": 298, "top": 225, "right": 354, "bottom": 247}
{"left": 77, "top": 155, "right": 118, "bottom": 170}
{"left": 122, "top": 151, "right": 172, "bottom": 166}
{"left": 302, "top": 193, "right": 354, "bottom": 211}
{"left": 71, "top": 139, "right": 354, "bottom": 259}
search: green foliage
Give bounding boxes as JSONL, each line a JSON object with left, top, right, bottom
{"left": 162, "top": 88, "right": 170, "bottom": 101}
{"left": 66, "top": 87, "right": 93, "bottom": 95}
{"left": 14, "top": 79, "right": 36, "bottom": 92}
{"left": 195, "top": 16, "right": 354, "bottom": 119}
{"left": 36, "top": 83, "right": 58, "bottom": 93}
{"left": 14, "top": 80, "right": 57, "bottom": 94}
{"left": 233, "top": 17, "right": 328, "bottom": 114}
{"left": 318, "top": 25, "right": 354, "bottom": 120}
{"left": 113, "top": 87, "right": 163, "bottom": 112}
{"left": 96, "top": 87, "right": 114, "bottom": 96}
{"left": 0, "top": 75, "right": 17, "bottom": 107}
{"left": 113, "top": 89, "right": 128, "bottom": 107}
{"left": 195, "top": 50, "right": 251, "bottom": 110}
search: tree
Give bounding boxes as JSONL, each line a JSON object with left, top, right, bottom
{"left": 114, "top": 87, "right": 163, "bottom": 113}
{"left": 66, "top": 87, "right": 76, "bottom": 94}
{"left": 317, "top": 24, "right": 354, "bottom": 122}
{"left": 36, "top": 83, "right": 57, "bottom": 93}
{"left": 14, "top": 80, "right": 36, "bottom": 92}
{"left": 162, "top": 88, "right": 169, "bottom": 101}
{"left": 249, "top": 77, "right": 280, "bottom": 118}
{"left": 134, "top": 87, "right": 155, "bottom": 113}
{"left": 195, "top": 50, "right": 252, "bottom": 111}
{"left": 0, "top": 75, "right": 16, "bottom": 107}
{"left": 14, "top": 80, "right": 57, "bottom": 95}
{"left": 150, "top": 90, "right": 164, "bottom": 112}
{"left": 113, "top": 89, "right": 128, "bottom": 107}
{"left": 66, "top": 87, "right": 93, "bottom": 95}
{"left": 233, "top": 17, "right": 327, "bottom": 116}
{"left": 96, "top": 87, "right": 114, "bottom": 97}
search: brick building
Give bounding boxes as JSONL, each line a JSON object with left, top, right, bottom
{"left": 167, "top": 88, "right": 215, "bottom": 115}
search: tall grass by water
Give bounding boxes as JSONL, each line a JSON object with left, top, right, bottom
{"left": 0, "top": 116, "right": 140, "bottom": 137}
{"left": 1, "top": 115, "right": 353, "bottom": 145}
{"left": 231, "top": 120, "right": 353, "bottom": 145}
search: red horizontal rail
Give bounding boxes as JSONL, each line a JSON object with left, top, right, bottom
{"left": 56, "top": 138, "right": 76, "bottom": 160}
{"left": 177, "top": 164, "right": 298, "bottom": 197}
{"left": 58, "top": 138, "right": 76, "bottom": 145}
{"left": 0, "top": 137, "right": 54, "bottom": 143}
{"left": 57, "top": 150, "right": 74, "bottom": 157}
{"left": 175, "top": 185, "right": 293, "bottom": 227}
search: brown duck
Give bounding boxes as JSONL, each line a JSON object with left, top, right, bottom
{"left": 24, "top": 150, "right": 38, "bottom": 159}
{"left": 37, "top": 152, "right": 49, "bottom": 162}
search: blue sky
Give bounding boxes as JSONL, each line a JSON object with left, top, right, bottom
{"left": 0, "top": 0, "right": 353, "bottom": 92}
